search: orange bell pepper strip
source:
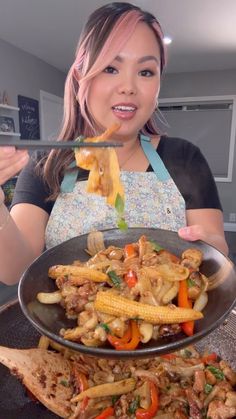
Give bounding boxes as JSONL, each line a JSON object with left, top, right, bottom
{"left": 136, "top": 381, "right": 159, "bottom": 419}
{"left": 73, "top": 367, "right": 89, "bottom": 392}
{"left": 178, "top": 279, "right": 194, "bottom": 336}
{"left": 108, "top": 320, "right": 140, "bottom": 350}
{"left": 95, "top": 406, "right": 115, "bottom": 419}
{"left": 124, "top": 244, "right": 137, "bottom": 259}
{"left": 124, "top": 269, "right": 138, "bottom": 288}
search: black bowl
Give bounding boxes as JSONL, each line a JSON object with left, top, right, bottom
{"left": 18, "top": 228, "right": 236, "bottom": 359}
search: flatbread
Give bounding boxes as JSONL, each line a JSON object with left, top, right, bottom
{"left": 0, "top": 346, "right": 73, "bottom": 418}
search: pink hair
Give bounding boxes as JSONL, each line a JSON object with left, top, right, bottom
{"left": 60, "top": 10, "right": 166, "bottom": 139}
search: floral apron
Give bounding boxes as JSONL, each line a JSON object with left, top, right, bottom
{"left": 45, "top": 135, "right": 186, "bottom": 249}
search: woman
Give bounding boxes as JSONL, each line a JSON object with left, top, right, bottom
{"left": 0, "top": 2, "right": 228, "bottom": 284}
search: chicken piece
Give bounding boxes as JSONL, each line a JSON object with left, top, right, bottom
{"left": 207, "top": 399, "right": 236, "bottom": 419}
{"left": 74, "top": 124, "right": 124, "bottom": 206}
{"left": 181, "top": 248, "right": 203, "bottom": 270}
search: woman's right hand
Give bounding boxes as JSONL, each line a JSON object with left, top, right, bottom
{"left": 0, "top": 146, "right": 29, "bottom": 187}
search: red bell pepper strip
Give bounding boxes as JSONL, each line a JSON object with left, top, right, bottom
{"left": 124, "top": 244, "right": 137, "bottom": 259}
{"left": 107, "top": 321, "right": 132, "bottom": 348}
{"left": 124, "top": 269, "right": 138, "bottom": 288}
{"left": 80, "top": 396, "right": 89, "bottom": 413}
{"left": 136, "top": 381, "right": 159, "bottom": 418}
{"left": 108, "top": 320, "right": 140, "bottom": 350}
{"left": 178, "top": 279, "right": 194, "bottom": 336}
{"left": 73, "top": 367, "right": 89, "bottom": 392}
{"left": 95, "top": 406, "right": 114, "bottom": 419}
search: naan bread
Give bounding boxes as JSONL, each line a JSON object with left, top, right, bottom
{"left": 0, "top": 346, "right": 73, "bottom": 418}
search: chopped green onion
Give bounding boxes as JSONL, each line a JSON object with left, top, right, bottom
{"left": 187, "top": 278, "right": 196, "bottom": 288}
{"left": 112, "top": 395, "right": 120, "bottom": 405}
{"left": 204, "top": 383, "right": 213, "bottom": 394}
{"left": 183, "top": 349, "right": 192, "bottom": 358}
{"left": 108, "top": 270, "right": 122, "bottom": 288}
{"left": 149, "top": 239, "right": 164, "bottom": 252}
{"left": 100, "top": 323, "right": 110, "bottom": 333}
{"left": 128, "top": 396, "right": 140, "bottom": 414}
{"left": 206, "top": 365, "right": 224, "bottom": 380}
{"left": 60, "top": 379, "right": 69, "bottom": 387}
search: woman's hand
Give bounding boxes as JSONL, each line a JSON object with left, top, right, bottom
{"left": 178, "top": 224, "right": 208, "bottom": 243}
{"left": 178, "top": 223, "right": 228, "bottom": 256}
{"left": 0, "top": 146, "right": 29, "bottom": 186}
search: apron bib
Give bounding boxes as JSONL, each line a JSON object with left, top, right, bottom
{"left": 45, "top": 135, "right": 186, "bottom": 249}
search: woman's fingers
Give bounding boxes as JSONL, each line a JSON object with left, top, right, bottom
{"left": 0, "top": 147, "right": 29, "bottom": 185}
{"left": 178, "top": 225, "right": 206, "bottom": 242}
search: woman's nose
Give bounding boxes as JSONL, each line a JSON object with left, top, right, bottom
{"left": 118, "top": 77, "right": 137, "bottom": 95}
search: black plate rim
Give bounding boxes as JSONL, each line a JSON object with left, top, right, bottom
{"left": 18, "top": 227, "right": 236, "bottom": 358}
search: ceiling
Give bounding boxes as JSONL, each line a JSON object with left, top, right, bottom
{"left": 0, "top": 0, "right": 236, "bottom": 74}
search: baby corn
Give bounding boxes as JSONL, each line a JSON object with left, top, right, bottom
{"left": 71, "top": 377, "right": 136, "bottom": 402}
{"left": 48, "top": 265, "right": 109, "bottom": 283}
{"left": 95, "top": 291, "right": 203, "bottom": 324}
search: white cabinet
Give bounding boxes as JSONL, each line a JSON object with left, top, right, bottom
{"left": 0, "top": 104, "right": 21, "bottom": 137}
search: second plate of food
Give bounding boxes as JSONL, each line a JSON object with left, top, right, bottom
{"left": 18, "top": 227, "right": 236, "bottom": 358}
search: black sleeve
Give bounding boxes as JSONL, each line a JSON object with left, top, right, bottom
{"left": 157, "top": 137, "right": 223, "bottom": 211}
{"left": 11, "top": 152, "right": 54, "bottom": 215}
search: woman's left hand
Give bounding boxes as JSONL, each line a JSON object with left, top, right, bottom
{"left": 178, "top": 224, "right": 207, "bottom": 242}
{"left": 178, "top": 223, "right": 228, "bottom": 256}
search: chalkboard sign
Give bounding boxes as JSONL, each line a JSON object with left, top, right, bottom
{"left": 18, "top": 95, "right": 40, "bottom": 139}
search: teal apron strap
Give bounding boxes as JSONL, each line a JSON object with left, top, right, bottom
{"left": 60, "top": 136, "right": 85, "bottom": 193}
{"left": 60, "top": 161, "right": 78, "bottom": 193}
{"left": 140, "top": 134, "right": 171, "bottom": 182}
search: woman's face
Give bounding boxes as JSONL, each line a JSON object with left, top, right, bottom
{"left": 87, "top": 22, "right": 161, "bottom": 141}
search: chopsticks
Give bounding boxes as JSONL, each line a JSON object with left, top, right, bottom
{"left": 0, "top": 139, "right": 123, "bottom": 149}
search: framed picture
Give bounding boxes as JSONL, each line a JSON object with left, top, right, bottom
{"left": 0, "top": 116, "right": 15, "bottom": 133}
{"left": 18, "top": 95, "right": 40, "bottom": 139}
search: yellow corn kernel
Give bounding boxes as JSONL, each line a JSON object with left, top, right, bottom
{"left": 94, "top": 291, "right": 203, "bottom": 324}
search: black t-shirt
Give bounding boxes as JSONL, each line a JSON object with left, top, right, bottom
{"left": 11, "top": 136, "right": 222, "bottom": 214}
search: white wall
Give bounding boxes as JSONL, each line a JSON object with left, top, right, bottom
{"left": 160, "top": 69, "right": 236, "bottom": 223}
{"left": 0, "top": 38, "right": 66, "bottom": 134}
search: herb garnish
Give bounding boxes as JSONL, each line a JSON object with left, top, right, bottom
{"left": 108, "top": 270, "right": 122, "bottom": 288}
{"left": 206, "top": 365, "right": 224, "bottom": 380}
{"left": 149, "top": 239, "right": 164, "bottom": 252}
{"left": 115, "top": 193, "right": 128, "bottom": 231}
{"left": 187, "top": 278, "right": 196, "bottom": 288}
{"left": 60, "top": 379, "right": 69, "bottom": 387}
{"left": 100, "top": 323, "right": 110, "bottom": 333}
{"left": 204, "top": 383, "right": 213, "bottom": 394}
{"left": 128, "top": 396, "right": 140, "bottom": 413}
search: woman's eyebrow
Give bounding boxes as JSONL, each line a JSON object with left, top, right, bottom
{"left": 114, "top": 55, "right": 159, "bottom": 64}
{"left": 138, "top": 55, "right": 159, "bottom": 64}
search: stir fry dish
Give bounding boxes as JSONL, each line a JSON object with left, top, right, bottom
{"left": 74, "top": 123, "right": 124, "bottom": 207}
{"left": 37, "top": 234, "right": 209, "bottom": 350}
{"left": 1, "top": 340, "right": 236, "bottom": 418}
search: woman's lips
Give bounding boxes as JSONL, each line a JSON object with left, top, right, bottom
{"left": 112, "top": 104, "right": 137, "bottom": 120}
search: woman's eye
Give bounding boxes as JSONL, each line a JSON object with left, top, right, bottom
{"left": 103, "top": 66, "right": 118, "bottom": 74}
{"left": 139, "top": 69, "right": 155, "bottom": 77}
